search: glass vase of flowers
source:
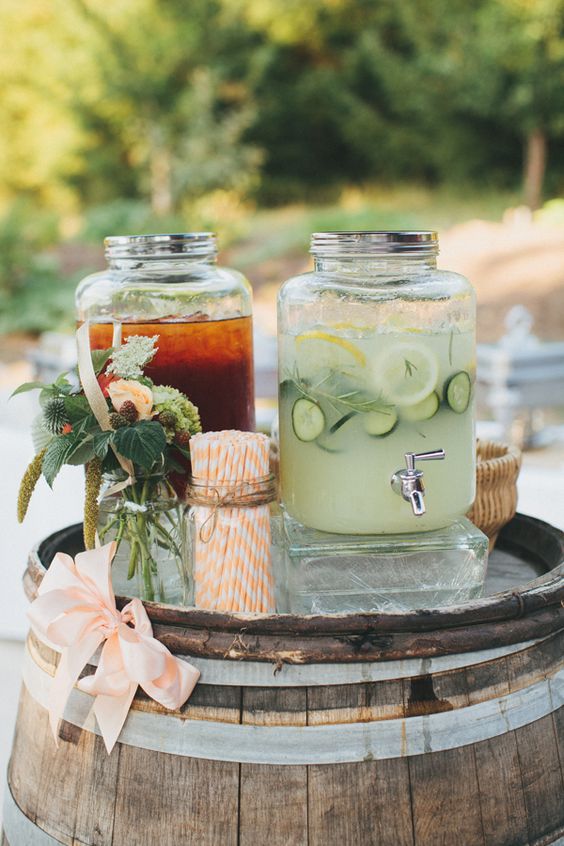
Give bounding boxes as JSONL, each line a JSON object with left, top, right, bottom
{"left": 14, "top": 331, "right": 201, "bottom": 605}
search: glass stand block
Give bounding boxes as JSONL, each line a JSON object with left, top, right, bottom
{"left": 276, "top": 512, "right": 489, "bottom": 614}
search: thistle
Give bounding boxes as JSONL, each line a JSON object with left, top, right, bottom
{"left": 83, "top": 457, "right": 102, "bottom": 550}
{"left": 43, "top": 397, "right": 69, "bottom": 434}
{"left": 17, "top": 448, "right": 47, "bottom": 523}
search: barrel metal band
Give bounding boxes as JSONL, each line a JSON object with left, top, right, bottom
{"left": 3, "top": 782, "right": 65, "bottom": 845}
{"left": 22, "top": 645, "right": 564, "bottom": 766}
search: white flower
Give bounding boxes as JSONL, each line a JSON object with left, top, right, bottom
{"left": 107, "top": 335, "right": 158, "bottom": 380}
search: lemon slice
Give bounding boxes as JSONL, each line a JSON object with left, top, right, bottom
{"left": 374, "top": 342, "right": 439, "bottom": 406}
{"left": 295, "top": 330, "right": 366, "bottom": 371}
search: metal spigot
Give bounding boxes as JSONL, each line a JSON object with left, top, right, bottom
{"left": 391, "top": 449, "right": 446, "bottom": 517}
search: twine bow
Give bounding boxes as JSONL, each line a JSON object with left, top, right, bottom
{"left": 187, "top": 475, "right": 276, "bottom": 542}
{"left": 28, "top": 543, "right": 200, "bottom": 753}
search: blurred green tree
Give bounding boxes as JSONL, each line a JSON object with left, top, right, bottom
{"left": 60, "top": 0, "right": 261, "bottom": 215}
{"left": 459, "top": 0, "right": 564, "bottom": 209}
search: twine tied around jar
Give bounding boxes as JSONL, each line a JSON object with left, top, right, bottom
{"left": 187, "top": 474, "right": 277, "bottom": 543}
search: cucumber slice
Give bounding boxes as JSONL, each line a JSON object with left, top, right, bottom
{"left": 291, "top": 398, "right": 325, "bottom": 442}
{"left": 329, "top": 411, "right": 357, "bottom": 434}
{"left": 445, "top": 371, "right": 472, "bottom": 413}
{"left": 364, "top": 408, "right": 398, "bottom": 437}
{"left": 400, "top": 391, "right": 440, "bottom": 422}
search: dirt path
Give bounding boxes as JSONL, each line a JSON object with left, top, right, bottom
{"left": 250, "top": 216, "right": 564, "bottom": 343}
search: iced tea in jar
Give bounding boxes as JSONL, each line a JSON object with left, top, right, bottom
{"left": 76, "top": 233, "right": 255, "bottom": 437}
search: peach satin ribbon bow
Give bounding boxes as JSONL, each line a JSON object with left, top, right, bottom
{"left": 28, "top": 543, "right": 200, "bottom": 753}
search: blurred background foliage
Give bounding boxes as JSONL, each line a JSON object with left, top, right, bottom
{"left": 1, "top": 0, "right": 564, "bottom": 332}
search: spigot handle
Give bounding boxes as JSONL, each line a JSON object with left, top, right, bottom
{"left": 405, "top": 449, "right": 446, "bottom": 471}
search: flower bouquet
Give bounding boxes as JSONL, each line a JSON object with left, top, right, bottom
{"left": 15, "top": 331, "right": 201, "bottom": 604}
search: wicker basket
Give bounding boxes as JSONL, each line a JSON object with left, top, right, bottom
{"left": 467, "top": 439, "right": 522, "bottom": 551}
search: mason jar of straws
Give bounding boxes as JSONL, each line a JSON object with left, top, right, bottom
{"left": 186, "top": 431, "right": 278, "bottom": 614}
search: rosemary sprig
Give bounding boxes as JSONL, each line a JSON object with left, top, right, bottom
{"left": 404, "top": 358, "right": 418, "bottom": 378}
{"left": 287, "top": 368, "right": 395, "bottom": 416}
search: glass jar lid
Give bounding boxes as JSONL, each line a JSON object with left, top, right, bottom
{"left": 104, "top": 232, "right": 217, "bottom": 260}
{"left": 310, "top": 231, "right": 439, "bottom": 257}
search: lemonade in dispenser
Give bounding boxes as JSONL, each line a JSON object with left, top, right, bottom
{"left": 278, "top": 231, "right": 476, "bottom": 535}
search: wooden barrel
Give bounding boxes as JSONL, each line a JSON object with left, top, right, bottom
{"left": 4, "top": 513, "right": 564, "bottom": 846}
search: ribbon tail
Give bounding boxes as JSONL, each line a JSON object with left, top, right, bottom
{"left": 48, "top": 630, "right": 104, "bottom": 744}
{"left": 76, "top": 321, "right": 135, "bottom": 483}
{"left": 92, "top": 683, "right": 137, "bottom": 754}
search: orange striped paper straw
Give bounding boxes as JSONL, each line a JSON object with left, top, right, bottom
{"left": 189, "top": 431, "right": 275, "bottom": 613}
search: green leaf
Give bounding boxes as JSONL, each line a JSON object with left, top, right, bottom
{"left": 113, "top": 420, "right": 166, "bottom": 470}
{"left": 63, "top": 394, "right": 92, "bottom": 423}
{"left": 66, "top": 439, "right": 96, "bottom": 465}
{"left": 92, "top": 430, "right": 115, "bottom": 459}
{"left": 42, "top": 433, "right": 80, "bottom": 487}
{"left": 39, "top": 386, "right": 57, "bottom": 408}
{"left": 54, "top": 373, "right": 74, "bottom": 395}
{"left": 10, "top": 381, "right": 46, "bottom": 398}
{"left": 91, "top": 348, "right": 113, "bottom": 376}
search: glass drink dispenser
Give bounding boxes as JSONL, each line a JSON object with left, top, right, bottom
{"left": 277, "top": 231, "right": 476, "bottom": 535}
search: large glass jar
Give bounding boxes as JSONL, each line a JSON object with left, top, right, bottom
{"left": 278, "top": 231, "right": 476, "bottom": 534}
{"left": 76, "top": 233, "right": 255, "bottom": 436}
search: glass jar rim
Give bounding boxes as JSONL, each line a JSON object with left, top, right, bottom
{"left": 104, "top": 232, "right": 217, "bottom": 260}
{"left": 310, "top": 231, "right": 439, "bottom": 257}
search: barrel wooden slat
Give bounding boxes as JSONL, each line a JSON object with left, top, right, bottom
{"left": 242, "top": 686, "right": 306, "bottom": 727}
{"left": 308, "top": 759, "right": 415, "bottom": 846}
{"left": 7, "top": 683, "right": 45, "bottom": 827}
{"left": 34, "top": 718, "right": 90, "bottom": 845}
{"left": 517, "top": 714, "right": 564, "bottom": 843}
{"left": 112, "top": 747, "right": 240, "bottom": 846}
{"left": 474, "top": 732, "right": 529, "bottom": 846}
{"left": 239, "top": 686, "right": 309, "bottom": 844}
{"left": 554, "top": 706, "right": 564, "bottom": 792}
{"left": 465, "top": 652, "right": 511, "bottom": 705}
{"left": 308, "top": 677, "right": 407, "bottom": 724}
{"left": 73, "top": 728, "right": 119, "bottom": 846}
{"left": 409, "top": 745, "right": 486, "bottom": 846}
{"left": 239, "top": 764, "right": 308, "bottom": 846}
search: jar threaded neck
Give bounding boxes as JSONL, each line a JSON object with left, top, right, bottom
{"left": 104, "top": 233, "right": 217, "bottom": 260}
{"left": 310, "top": 231, "right": 439, "bottom": 258}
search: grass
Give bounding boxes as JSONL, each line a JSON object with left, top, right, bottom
{"left": 227, "top": 183, "right": 520, "bottom": 273}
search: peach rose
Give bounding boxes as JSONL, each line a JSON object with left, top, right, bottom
{"left": 108, "top": 379, "right": 153, "bottom": 420}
